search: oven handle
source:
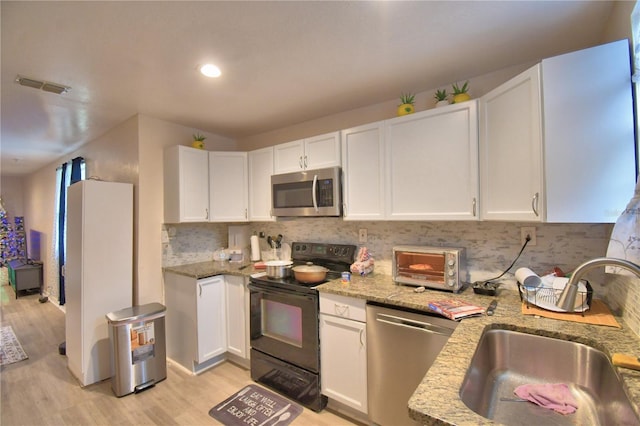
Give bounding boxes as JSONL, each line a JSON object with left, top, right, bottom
{"left": 248, "top": 284, "right": 317, "bottom": 301}
{"left": 312, "top": 174, "right": 319, "bottom": 212}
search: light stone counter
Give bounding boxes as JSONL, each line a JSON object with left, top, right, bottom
{"left": 316, "top": 274, "right": 640, "bottom": 425}
{"left": 162, "top": 262, "right": 640, "bottom": 424}
{"left": 163, "top": 260, "right": 256, "bottom": 279}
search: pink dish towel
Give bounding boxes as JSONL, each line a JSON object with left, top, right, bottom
{"left": 514, "top": 383, "right": 578, "bottom": 415}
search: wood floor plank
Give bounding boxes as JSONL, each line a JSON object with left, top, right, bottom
{"left": 0, "top": 276, "right": 362, "bottom": 426}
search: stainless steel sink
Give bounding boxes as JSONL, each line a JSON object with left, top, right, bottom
{"left": 459, "top": 328, "right": 639, "bottom": 425}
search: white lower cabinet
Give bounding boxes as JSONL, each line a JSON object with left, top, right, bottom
{"left": 164, "top": 272, "right": 248, "bottom": 374}
{"left": 319, "top": 293, "right": 367, "bottom": 414}
{"left": 196, "top": 276, "right": 227, "bottom": 362}
{"left": 225, "top": 275, "right": 247, "bottom": 359}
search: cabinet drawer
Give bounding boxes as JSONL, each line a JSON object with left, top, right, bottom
{"left": 319, "top": 293, "right": 366, "bottom": 322}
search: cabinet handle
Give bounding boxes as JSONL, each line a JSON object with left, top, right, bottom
{"left": 531, "top": 192, "right": 539, "bottom": 217}
{"left": 245, "top": 208, "right": 248, "bottom": 219}
{"left": 199, "top": 283, "right": 202, "bottom": 297}
{"left": 359, "top": 328, "right": 365, "bottom": 348}
{"left": 472, "top": 197, "right": 477, "bottom": 217}
{"left": 299, "top": 156, "right": 303, "bottom": 169}
{"left": 205, "top": 208, "right": 209, "bottom": 220}
{"left": 304, "top": 155, "right": 308, "bottom": 169}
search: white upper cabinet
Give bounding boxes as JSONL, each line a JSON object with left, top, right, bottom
{"left": 209, "top": 152, "right": 249, "bottom": 222}
{"left": 385, "top": 101, "right": 479, "bottom": 221}
{"left": 248, "top": 146, "right": 275, "bottom": 221}
{"left": 479, "top": 66, "right": 543, "bottom": 222}
{"left": 274, "top": 131, "right": 341, "bottom": 174}
{"left": 480, "top": 40, "right": 636, "bottom": 223}
{"left": 164, "top": 145, "right": 209, "bottom": 223}
{"left": 341, "top": 121, "right": 386, "bottom": 220}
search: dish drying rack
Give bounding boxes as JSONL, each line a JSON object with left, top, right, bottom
{"left": 518, "top": 280, "right": 593, "bottom": 316}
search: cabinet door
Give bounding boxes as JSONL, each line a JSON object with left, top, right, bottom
{"left": 225, "top": 275, "right": 247, "bottom": 359}
{"left": 341, "top": 122, "right": 386, "bottom": 220}
{"left": 248, "top": 147, "right": 275, "bottom": 221}
{"left": 274, "top": 139, "right": 304, "bottom": 174}
{"left": 386, "top": 102, "right": 479, "bottom": 220}
{"left": 479, "top": 66, "right": 543, "bottom": 221}
{"left": 196, "top": 276, "right": 226, "bottom": 363}
{"left": 209, "top": 152, "right": 248, "bottom": 222}
{"left": 304, "top": 131, "right": 341, "bottom": 170}
{"left": 164, "top": 145, "right": 209, "bottom": 222}
{"left": 320, "top": 314, "right": 367, "bottom": 413}
{"left": 542, "top": 40, "right": 635, "bottom": 223}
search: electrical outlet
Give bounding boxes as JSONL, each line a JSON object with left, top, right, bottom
{"left": 358, "top": 228, "right": 368, "bottom": 243}
{"left": 521, "top": 226, "right": 537, "bottom": 246}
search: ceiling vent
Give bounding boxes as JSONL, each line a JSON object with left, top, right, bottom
{"left": 15, "top": 75, "right": 70, "bottom": 94}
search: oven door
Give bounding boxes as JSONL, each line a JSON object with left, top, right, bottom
{"left": 249, "top": 284, "right": 320, "bottom": 373}
{"left": 271, "top": 166, "right": 341, "bottom": 217}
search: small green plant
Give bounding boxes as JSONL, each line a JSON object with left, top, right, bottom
{"left": 452, "top": 81, "right": 469, "bottom": 95}
{"left": 434, "top": 89, "right": 448, "bottom": 101}
{"left": 399, "top": 92, "right": 415, "bottom": 105}
{"left": 193, "top": 132, "right": 206, "bottom": 142}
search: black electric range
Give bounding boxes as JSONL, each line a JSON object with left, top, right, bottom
{"left": 249, "top": 242, "right": 356, "bottom": 294}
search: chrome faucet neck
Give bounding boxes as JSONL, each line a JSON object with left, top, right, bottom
{"left": 556, "top": 257, "right": 640, "bottom": 312}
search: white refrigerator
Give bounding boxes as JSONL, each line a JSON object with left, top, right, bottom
{"left": 65, "top": 180, "right": 133, "bottom": 386}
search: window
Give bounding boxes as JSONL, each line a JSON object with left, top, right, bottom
{"left": 53, "top": 157, "right": 85, "bottom": 305}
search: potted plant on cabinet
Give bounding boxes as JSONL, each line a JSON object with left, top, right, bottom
{"left": 397, "top": 93, "right": 415, "bottom": 116}
{"left": 192, "top": 133, "right": 206, "bottom": 149}
{"left": 434, "top": 89, "right": 449, "bottom": 107}
{"left": 451, "top": 81, "right": 471, "bottom": 104}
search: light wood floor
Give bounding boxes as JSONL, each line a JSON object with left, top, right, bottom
{"left": 0, "top": 278, "right": 358, "bottom": 426}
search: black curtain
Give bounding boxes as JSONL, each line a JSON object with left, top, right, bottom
{"left": 58, "top": 156, "right": 84, "bottom": 306}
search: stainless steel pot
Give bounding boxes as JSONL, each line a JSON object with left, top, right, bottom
{"left": 265, "top": 260, "right": 293, "bottom": 279}
{"left": 292, "top": 263, "right": 329, "bottom": 283}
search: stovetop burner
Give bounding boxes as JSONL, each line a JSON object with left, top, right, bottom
{"left": 249, "top": 242, "right": 356, "bottom": 294}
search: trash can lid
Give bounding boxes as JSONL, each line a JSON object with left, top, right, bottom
{"left": 106, "top": 302, "right": 166, "bottom": 324}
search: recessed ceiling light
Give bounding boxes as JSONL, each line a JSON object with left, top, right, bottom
{"left": 200, "top": 64, "right": 221, "bottom": 78}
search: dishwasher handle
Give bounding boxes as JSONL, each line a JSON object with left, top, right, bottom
{"left": 375, "top": 313, "right": 454, "bottom": 337}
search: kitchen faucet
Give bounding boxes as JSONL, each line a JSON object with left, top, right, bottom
{"left": 556, "top": 257, "right": 640, "bottom": 312}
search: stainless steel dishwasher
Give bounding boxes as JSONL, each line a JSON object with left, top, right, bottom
{"left": 367, "top": 302, "right": 458, "bottom": 426}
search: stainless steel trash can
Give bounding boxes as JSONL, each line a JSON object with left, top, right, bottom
{"left": 106, "top": 302, "right": 167, "bottom": 397}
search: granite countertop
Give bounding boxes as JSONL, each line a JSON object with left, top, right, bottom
{"left": 316, "top": 274, "right": 640, "bottom": 425}
{"left": 163, "top": 260, "right": 256, "bottom": 279}
{"left": 163, "top": 261, "right": 640, "bottom": 424}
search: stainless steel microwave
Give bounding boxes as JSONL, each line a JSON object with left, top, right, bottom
{"left": 271, "top": 166, "right": 342, "bottom": 217}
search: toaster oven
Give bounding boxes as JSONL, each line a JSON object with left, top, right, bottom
{"left": 392, "top": 246, "right": 466, "bottom": 292}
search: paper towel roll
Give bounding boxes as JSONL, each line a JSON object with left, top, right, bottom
{"left": 514, "top": 267, "right": 542, "bottom": 288}
{"left": 250, "top": 235, "right": 260, "bottom": 261}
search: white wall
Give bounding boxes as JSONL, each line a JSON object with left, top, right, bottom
{"left": 18, "top": 113, "right": 235, "bottom": 305}
{"left": 235, "top": 62, "right": 533, "bottom": 152}
{"left": 136, "top": 114, "right": 236, "bottom": 305}
{"left": 21, "top": 115, "right": 140, "bottom": 303}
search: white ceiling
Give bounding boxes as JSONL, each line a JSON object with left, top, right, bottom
{"left": 0, "top": 1, "right": 617, "bottom": 176}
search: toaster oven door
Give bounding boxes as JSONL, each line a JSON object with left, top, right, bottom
{"left": 395, "top": 251, "right": 446, "bottom": 285}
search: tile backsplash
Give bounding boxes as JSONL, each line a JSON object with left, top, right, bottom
{"left": 162, "top": 219, "right": 640, "bottom": 337}
{"left": 163, "top": 219, "right": 612, "bottom": 284}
